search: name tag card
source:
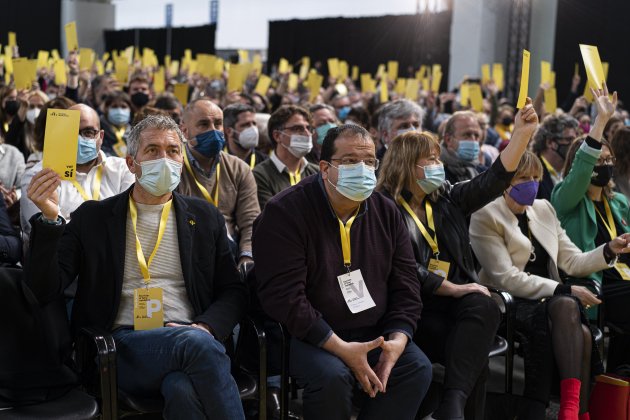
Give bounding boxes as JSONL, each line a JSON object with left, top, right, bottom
{"left": 428, "top": 258, "right": 450, "bottom": 280}
{"left": 615, "top": 263, "right": 630, "bottom": 281}
{"left": 134, "top": 287, "right": 164, "bottom": 330}
{"left": 337, "top": 270, "right": 376, "bottom": 314}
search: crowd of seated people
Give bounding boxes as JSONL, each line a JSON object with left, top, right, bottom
{"left": 3, "top": 46, "right": 630, "bottom": 420}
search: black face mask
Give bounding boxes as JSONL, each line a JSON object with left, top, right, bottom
{"left": 501, "top": 116, "right": 513, "bottom": 126}
{"left": 131, "top": 92, "right": 150, "bottom": 108}
{"left": 591, "top": 164, "right": 614, "bottom": 187}
{"left": 3, "top": 100, "right": 19, "bottom": 116}
{"left": 555, "top": 141, "right": 570, "bottom": 160}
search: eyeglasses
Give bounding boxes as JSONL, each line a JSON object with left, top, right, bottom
{"left": 80, "top": 128, "right": 100, "bottom": 139}
{"left": 330, "top": 158, "right": 380, "bottom": 170}
{"left": 281, "top": 125, "right": 312, "bottom": 135}
{"left": 596, "top": 156, "right": 616, "bottom": 166}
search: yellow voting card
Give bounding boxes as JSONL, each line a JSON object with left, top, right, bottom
{"left": 492, "top": 63, "right": 504, "bottom": 91}
{"left": 173, "top": 83, "right": 188, "bottom": 106}
{"left": 459, "top": 83, "right": 470, "bottom": 107}
{"left": 405, "top": 79, "right": 419, "bottom": 101}
{"left": 8, "top": 32, "right": 16, "bottom": 47}
{"left": 351, "top": 65, "right": 359, "bottom": 81}
{"left": 79, "top": 48, "right": 93, "bottom": 71}
{"left": 580, "top": 44, "right": 605, "bottom": 90}
{"left": 544, "top": 87, "right": 557, "bottom": 114}
{"left": 339, "top": 60, "right": 349, "bottom": 81}
{"left": 37, "top": 50, "right": 49, "bottom": 69}
{"left": 327, "top": 58, "right": 339, "bottom": 79}
{"left": 299, "top": 57, "right": 310, "bottom": 80}
{"left": 387, "top": 61, "right": 399, "bottom": 82}
{"left": 395, "top": 78, "right": 405, "bottom": 95}
{"left": 516, "top": 50, "right": 530, "bottom": 109}
{"left": 469, "top": 83, "right": 484, "bottom": 112}
{"left": 154, "top": 66, "right": 165, "bottom": 94}
{"left": 255, "top": 74, "right": 272, "bottom": 96}
{"left": 431, "top": 69, "right": 442, "bottom": 94}
{"left": 307, "top": 73, "right": 323, "bottom": 103}
{"left": 541, "top": 60, "right": 551, "bottom": 86}
{"left": 64, "top": 22, "right": 78, "bottom": 52}
{"left": 361, "top": 74, "right": 373, "bottom": 93}
{"left": 380, "top": 80, "right": 388, "bottom": 103}
{"left": 42, "top": 109, "right": 81, "bottom": 180}
{"left": 278, "top": 58, "right": 289, "bottom": 74}
{"left": 12, "top": 58, "right": 33, "bottom": 90}
{"left": 53, "top": 60, "right": 67, "bottom": 85}
{"left": 481, "top": 64, "right": 491, "bottom": 84}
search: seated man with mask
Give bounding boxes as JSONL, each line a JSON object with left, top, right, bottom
{"left": 223, "top": 103, "right": 267, "bottom": 169}
{"left": 20, "top": 103, "right": 135, "bottom": 239}
{"left": 178, "top": 98, "right": 260, "bottom": 266}
{"left": 440, "top": 111, "right": 489, "bottom": 184}
{"left": 25, "top": 115, "right": 248, "bottom": 419}
{"left": 252, "top": 105, "right": 319, "bottom": 209}
{"left": 253, "top": 124, "right": 432, "bottom": 419}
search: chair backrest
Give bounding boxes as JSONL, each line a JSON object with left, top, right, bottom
{"left": 0, "top": 267, "right": 78, "bottom": 408}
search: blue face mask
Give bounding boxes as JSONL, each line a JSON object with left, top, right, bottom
{"left": 194, "top": 130, "right": 225, "bottom": 158}
{"left": 417, "top": 163, "right": 445, "bottom": 194}
{"left": 456, "top": 140, "right": 480, "bottom": 162}
{"left": 338, "top": 106, "right": 351, "bottom": 121}
{"left": 136, "top": 158, "right": 183, "bottom": 196}
{"left": 316, "top": 122, "right": 337, "bottom": 145}
{"left": 328, "top": 162, "right": 377, "bottom": 202}
{"left": 76, "top": 135, "right": 99, "bottom": 164}
{"left": 108, "top": 107, "right": 130, "bottom": 126}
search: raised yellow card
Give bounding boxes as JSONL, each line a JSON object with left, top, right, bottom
{"left": 173, "top": 83, "right": 189, "bottom": 106}
{"left": 544, "top": 87, "right": 557, "bottom": 114}
{"left": 64, "top": 21, "right": 79, "bottom": 52}
{"left": 12, "top": 58, "right": 33, "bottom": 90}
{"left": 307, "top": 72, "right": 323, "bottom": 103}
{"left": 288, "top": 73, "right": 299, "bottom": 91}
{"left": 278, "top": 58, "right": 289, "bottom": 74}
{"left": 252, "top": 54, "right": 262, "bottom": 75}
{"left": 459, "top": 83, "right": 470, "bottom": 107}
{"left": 339, "top": 60, "right": 349, "bottom": 81}
{"left": 481, "top": 64, "right": 491, "bottom": 84}
{"left": 299, "top": 56, "right": 310, "bottom": 80}
{"left": 422, "top": 77, "right": 430, "bottom": 92}
{"left": 579, "top": 44, "right": 605, "bottom": 90}
{"left": 227, "top": 63, "right": 246, "bottom": 92}
{"left": 395, "top": 78, "right": 406, "bottom": 95}
{"left": 387, "top": 61, "right": 399, "bottom": 82}
{"left": 238, "top": 49, "right": 249, "bottom": 63}
{"left": 327, "top": 58, "right": 339, "bottom": 79}
{"left": 53, "top": 60, "right": 67, "bottom": 85}
{"left": 431, "top": 69, "right": 442, "bottom": 94}
{"left": 154, "top": 66, "right": 165, "bottom": 94}
{"left": 380, "top": 80, "right": 388, "bottom": 103}
{"left": 351, "top": 66, "right": 359, "bottom": 81}
{"left": 42, "top": 108, "right": 81, "bottom": 180}
{"left": 376, "top": 64, "right": 386, "bottom": 80}
{"left": 405, "top": 78, "right": 419, "bottom": 101}
{"left": 37, "top": 51, "right": 49, "bottom": 69}
{"left": 114, "top": 57, "right": 129, "bottom": 83}
{"left": 8, "top": 32, "right": 16, "bottom": 47}
{"left": 603, "top": 62, "right": 609, "bottom": 80}
{"left": 255, "top": 74, "right": 272, "bottom": 96}
{"left": 541, "top": 60, "right": 551, "bottom": 86}
{"left": 516, "top": 50, "right": 531, "bottom": 109}
{"left": 550, "top": 71, "right": 556, "bottom": 88}
{"left": 79, "top": 48, "right": 93, "bottom": 71}
{"left": 492, "top": 63, "right": 504, "bottom": 91}
{"left": 469, "top": 83, "right": 484, "bottom": 112}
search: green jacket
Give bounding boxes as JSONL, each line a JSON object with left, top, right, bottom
{"left": 551, "top": 141, "right": 630, "bottom": 283}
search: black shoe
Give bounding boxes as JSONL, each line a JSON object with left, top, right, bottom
{"left": 266, "top": 387, "right": 299, "bottom": 420}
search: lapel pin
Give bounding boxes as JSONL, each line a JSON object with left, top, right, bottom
{"left": 189, "top": 219, "right": 196, "bottom": 226}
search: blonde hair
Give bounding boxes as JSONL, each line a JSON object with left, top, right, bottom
{"left": 515, "top": 150, "right": 543, "bottom": 180}
{"left": 376, "top": 131, "right": 441, "bottom": 202}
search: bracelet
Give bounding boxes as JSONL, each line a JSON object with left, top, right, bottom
{"left": 40, "top": 214, "right": 62, "bottom": 225}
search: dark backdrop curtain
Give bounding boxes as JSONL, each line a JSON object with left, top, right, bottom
{"left": 0, "top": 0, "right": 61, "bottom": 58}
{"left": 267, "top": 13, "right": 452, "bottom": 92}
{"left": 104, "top": 24, "right": 216, "bottom": 63}
{"left": 554, "top": 0, "right": 628, "bottom": 105}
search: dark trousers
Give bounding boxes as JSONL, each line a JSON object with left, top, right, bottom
{"left": 415, "top": 292, "right": 501, "bottom": 396}
{"left": 603, "top": 279, "right": 630, "bottom": 372}
{"left": 289, "top": 336, "right": 432, "bottom": 420}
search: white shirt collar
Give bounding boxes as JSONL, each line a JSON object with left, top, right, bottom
{"left": 269, "top": 151, "right": 308, "bottom": 174}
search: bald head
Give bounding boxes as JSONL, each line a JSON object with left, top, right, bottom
{"left": 70, "top": 103, "right": 104, "bottom": 153}
{"left": 181, "top": 98, "right": 224, "bottom": 142}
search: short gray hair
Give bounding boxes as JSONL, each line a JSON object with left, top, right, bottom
{"left": 378, "top": 99, "right": 424, "bottom": 134}
{"left": 127, "top": 114, "right": 184, "bottom": 157}
{"left": 532, "top": 114, "right": 579, "bottom": 154}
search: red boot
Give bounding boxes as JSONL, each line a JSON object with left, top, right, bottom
{"left": 559, "top": 378, "right": 581, "bottom": 420}
{"left": 578, "top": 413, "right": 590, "bottom": 420}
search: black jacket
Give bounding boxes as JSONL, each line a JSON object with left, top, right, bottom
{"left": 25, "top": 186, "right": 248, "bottom": 341}
{"left": 0, "top": 192, "right": 21, "bottom": 265}
{"left": 393, "top": 158, "right": 515, "bottom": 297}
{"left": 536, "top": 157, "right": 555, "bottom": 201}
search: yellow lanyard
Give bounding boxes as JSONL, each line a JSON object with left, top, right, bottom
{"left": 593, "top": 198, "right": 617, "bottom": 240}
{"left": 113, "top": 126, "right": 127, "bottom": 157}
{"left": 337, "top": 206, "right": 361, "bottom": 268}
{"left": 129, "top": 196, "right": 173, "bottom": 283}
{"left": 249, "top": 153, "right": 256, "bottom": 169}
{"left": 3, "top": 122, "right": 8, "bottom": 133}
{"left": 540, "top": 156, "right": 559, "bottom": 179}
{"left": 399, "top": 198, "right": 439, "bottom": 257}
{"left": 182, "top": 147, "right": 220, "bottom": 206}
{"left": 71, "top": 165, "right": 103, "bottom": 201}
{"left": 288, "top": 169, "right": 301, "bottom": 186}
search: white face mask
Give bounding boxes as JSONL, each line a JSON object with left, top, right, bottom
{"left": 235, "top": 125, "right": 259, "bottom": 150}
{"left": 26, "top": 108, "right": 41, "bottom": 124}
{"left": 135, "top": 158, "right": 183, "bottom": 197}
{"left": 282, "top": 134, "right": 313, "bottom": 158}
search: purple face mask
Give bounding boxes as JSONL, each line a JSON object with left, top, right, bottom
{"left": 508, "top": 180, "right": 539, "bottom": 206}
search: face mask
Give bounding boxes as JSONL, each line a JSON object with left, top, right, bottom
{"left": 194, "top": 130, "right": 225, "bottom": 158}
{"left": 625, "top": 119, "right": 630, "bottom": 127}
{"left": 282, "top": 134, "right": 312, "bottom": 158}
{"left": 591, "top": 164, "right": 614, "bottom": 187}
{"left": 108, "top": 107, "right": 130, "bottom": 126}
{"left": 131, "top": 92, "right": 150, "bottom": 108}
{"left": 329, "top": 162, "right": 377, "bottom": 202}
{"left": 579, "top": 122, "right": 591, "bottom": 133}
{"left": 136, "top": 158, "right": 183, "bottom": 196}
{"left": 26, "top": 108, "right": 40, "bottom": 124}
{"left": 47, "top": 93, "right": 57, "bottom": 100}
{"left": 396, "top": 127, "right": 417, "bottom": 137}
{"left": 316, "top": 123, "right": 337, "bottom": 145}
{"left": 417, "top": 163, "right": 445, "bottom": 194}
{"left": 3, "top": 100, "right": 19, "bottom": 116}
{"left": 554, "top": 141, "right": 570, "bottom": 160}
{"left": 508, "top": 180, "right": 539, "bottom": 206}
{"left": 76, "top": 135, "right": 99, "bottom": 164}
{"left": 501, "top": 116, "right": 513, "bottom": 126}
{"left": 456, "top": 140, "right": 480, "bottom": 162}
{"left": 234, "top": 125, "right": 259, "bottom": 150}
{"left": 338, "top": 106, "right": 351, "bottom": 121}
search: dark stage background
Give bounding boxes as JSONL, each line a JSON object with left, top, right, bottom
{"left": 0, "top": 0, "right": 62, "bottom": 58}
{"left": 267, "top": 13, "right": 452, "bottom": 91}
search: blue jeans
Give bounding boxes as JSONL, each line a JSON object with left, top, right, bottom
{"left": 290, "top": 336, "right": 432, "bottom": 420}
{"left": 113, "top": 326, "right": 245, "bottom": 420}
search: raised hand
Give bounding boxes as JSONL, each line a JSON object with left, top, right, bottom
{"left": 27, "top": 168, "right": 61, "bottom": 220}
{"left": 591, "top": 82, "right": 618, "bottom": 122}
{"left": 513, "top": 97, "right": 539, "bottom": 139}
